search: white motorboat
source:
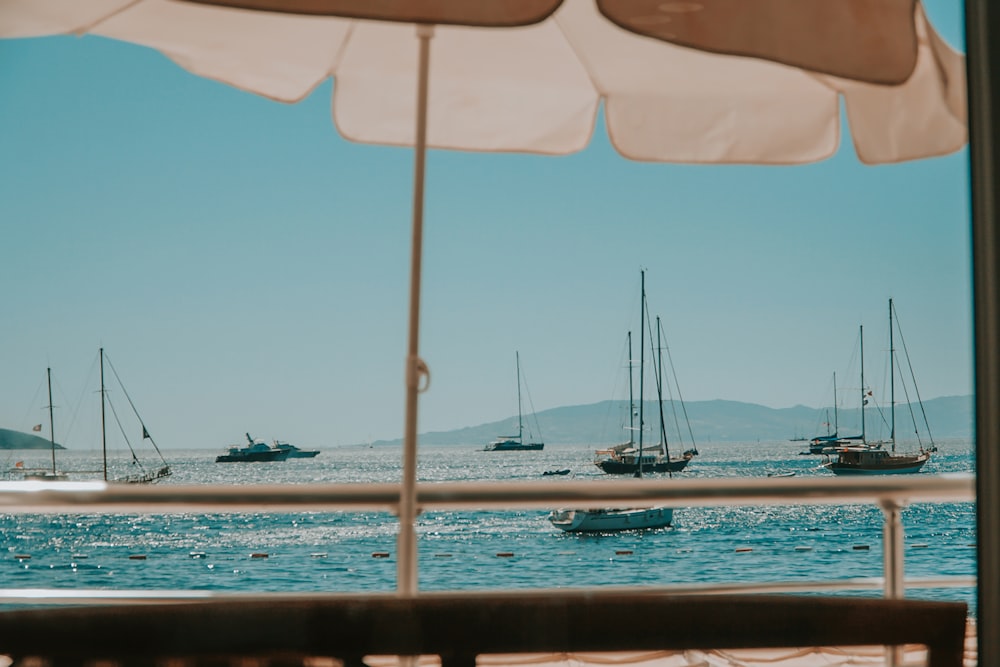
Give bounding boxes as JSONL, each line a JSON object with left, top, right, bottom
{"left": 548, "top": 507, "right": 673, "bottom": 532}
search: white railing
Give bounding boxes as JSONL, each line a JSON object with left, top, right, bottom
{"left": 0, "top": 473, "right": 976, "bottom": 605}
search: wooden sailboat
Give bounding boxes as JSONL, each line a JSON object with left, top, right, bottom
{"left": 483, "top": 351, "right": 544, "bottom": 451}
{"left": 21, "top": 368, "right": 69, "bottom": 481}
{"left": 823, "top": 300, "right": 934, "bottom": 475}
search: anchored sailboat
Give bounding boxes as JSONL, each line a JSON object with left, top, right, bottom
{"left": 21, "top": 368, "right": 69, "bottom": 481}
{"left": 97, "top": 348, "right": 172, "bottom": 483}
{"left": 823, "top": 300, "right": 934, "bottom": 475}
{"left": 483, "top": 351, "right": 544, "bottom": 451}
{"left": 594, "top": 271, "right": 696, "bottom": 475}
{"left": 19, "top": 351, "right": 171, "bottom": 483}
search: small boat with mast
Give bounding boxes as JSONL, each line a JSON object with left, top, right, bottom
{"left": 96, "top": 348, "right": 172, "bottom": 483}
{"left": 594, "top": 271, "right": 696, "bottom": 475}
{"left": 21, "top": 367, "right": 69, "bottom": 481}
{"left": 22, "top": 350, "right": 172, "bottom": 483}
{"left": 823, "top": 299, "right": 934, "bottom": 475}
{"left": 483, "top": 351, "right": 544, "bottom": 451}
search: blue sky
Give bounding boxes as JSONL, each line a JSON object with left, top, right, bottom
{"left": 0, "top": 3, "right": 972, "bottom": 449}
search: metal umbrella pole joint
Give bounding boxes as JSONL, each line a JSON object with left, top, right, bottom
{"left": 398, "top": 23, "right": 435, "bottom": 598}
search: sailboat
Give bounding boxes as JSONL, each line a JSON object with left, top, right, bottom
{"left": 483, "top": 351, "right": 544, "bottom": 451}
{"left": 550, "top": 270, "right": 675, "bottom": 533}
{"left": 21, "top": 368, "right": 69, "bottom": 481}
{"left": 594, "top": 272, "right": 696, "bottom": 475}
{"left": 96, "top": 348, "right": 172, "bottom": 483}
{"left": 823, "top": 300, "right": 934, "bottom": 475}
{"left": 807, "top": 372, "right": 850, "bottom": 454}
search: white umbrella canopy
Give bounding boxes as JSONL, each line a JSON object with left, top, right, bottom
{"left": 1, "top": 0, "right": 966, "bottom": 164}
{"left": 0, "top": 0, "right": 969, "bottom": 595}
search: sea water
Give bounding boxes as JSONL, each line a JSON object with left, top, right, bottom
{"left": 0, "top": 440, "right": 977, "bottom": 613}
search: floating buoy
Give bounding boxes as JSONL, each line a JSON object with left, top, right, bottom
{"left": 852, "top": 545, "right": 870, "bottom": 551}
{"left": 615, "top": 550, "right": 633, "bottom": 556}
{"left": 71, "top": 554, "right": 87, "bottom": 559}
{"left": 13, "top": 554, "right": 30, "bottom": 560}
{"left": 250, "top": 553, "right": 269, "bottom": 559}
{"left": 735, "top": 547, "right": 752, "bottom": 553}
{"left": 310, "top": 552, "right": 327, "bottom": 558}
{"left": 794, "top": 546, "right": 812, "bottom": 552}
{"left": 189, "top": 551, "right": 207, "bottom": 559}
{"left": 496, "top": 552, "right": 515, "bottom": 558}
{"left": 128, "top": 555, "right": 147, "bottom": 560}
{"left": 911, "top": 544, "right": 929, "bottom": 549}
{"left": 372, "top": 552, "right": 391, "bottom": 559}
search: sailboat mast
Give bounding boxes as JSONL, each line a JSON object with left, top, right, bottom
{"left": 627, "top": 331, "right": 634, "bottom": 446}
{"left": 833, "top": 372, "right": 838, "bottom": 435}
{"left": 860, "top": 325, "right": 866, "bottom": 442}
{"left": 515, "top": 351, "right": 523, "bottom": 442}
{"left": 46, "top": 367, "right": 56, "bottom": 474}
{"left": 637, "top": 270, "right": 645, "bottom": 478}
{"left": 889, "top": 298, "right": 896, "bottom": 453}
{"left": 655, "top": 316, "right": 670, "bottom": 461}
{"left": 100, "top": 347, "right": 108, "bottom": 481}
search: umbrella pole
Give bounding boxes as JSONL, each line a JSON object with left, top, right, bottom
{"left": 398, "top": 23, "right": 434, "bottom": 597}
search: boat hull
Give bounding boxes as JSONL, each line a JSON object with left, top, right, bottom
{"left": 548, "top": 507, "right": 673, "bottom": 532}
{"left": 113, "top": 466, "right": 173, "bottom": 484}
{"left": 216, "top": 450, "right": 290, "bottom": 463}
{"left": 596, "top": 457, "right": 688, "bottom": 474}
{"left": 824, "top": 449, "right": 931, "bottom": 475}
{"left": 22, "top": 471, "right": 69, "bottom": 481}
{"left": 484, "top": 441, "right": 544, "bottom": 451}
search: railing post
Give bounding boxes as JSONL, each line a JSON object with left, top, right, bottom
{"left": 880, "top": 498, "right": 906, "bottom": 667}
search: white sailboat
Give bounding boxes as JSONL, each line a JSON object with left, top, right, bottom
{"left": 483, "top": 351, "right": 544, "bottom": 451}
{"left": 21, "top": 368, "right": 69, "bottom": 481}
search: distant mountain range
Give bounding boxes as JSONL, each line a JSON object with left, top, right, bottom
{"left": 0, "top": 428, "right": 65, "bottom": 451}
{"left": 1, "top": 396, "right": 974, "bottom": 450}
{"left": 370, "top": 395, "right": 974, "bottom": 447}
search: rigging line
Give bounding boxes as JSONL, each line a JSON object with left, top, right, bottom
{"left": 58, "top": 355, "right": 98, "bottom": 449}
{"left": 103, "top": 353, "right": 170, "bottom": 464}
{"left": 605, "top": 332, "right": 631, "bottom": 445}
{"left": 519, "top": 360, "right": 544, "bottom": 442}
{"left": 893, "top": 347, "right": 925, "bottom": 448}
{"left": 661, "top": 322, "right": 698, "bottom": 455}
{"left": 642, "top": 304, "right": 672, "bottom": 460}
{"left": 21, "top": 374, "right": 47, "bottom": 431}
{"left": 104, "top": 392, "right": 143, "bottom": 468}
{"left": 890, "top": 303, "right": 936, "bottom": 446}
{"left": 651, "top": 317, "right": 671, "bottom": 458}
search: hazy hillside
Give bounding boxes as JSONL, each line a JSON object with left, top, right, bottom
{"left": 0, "top": 428, "right": 65, "bottom": 450}
{"left": 371, "top": 395, "right": 973, "bottom": 447}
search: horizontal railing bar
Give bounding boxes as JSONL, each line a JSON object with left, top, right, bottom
{"left": 0, "top": 576, "right": 977, "bottom": 605}
{"left": 0, "top": 473, "right": 975, "bottom": 513}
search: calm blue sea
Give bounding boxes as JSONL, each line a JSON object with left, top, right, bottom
{"left": 0, "top": 440, "right": 977, "bottom": 613}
